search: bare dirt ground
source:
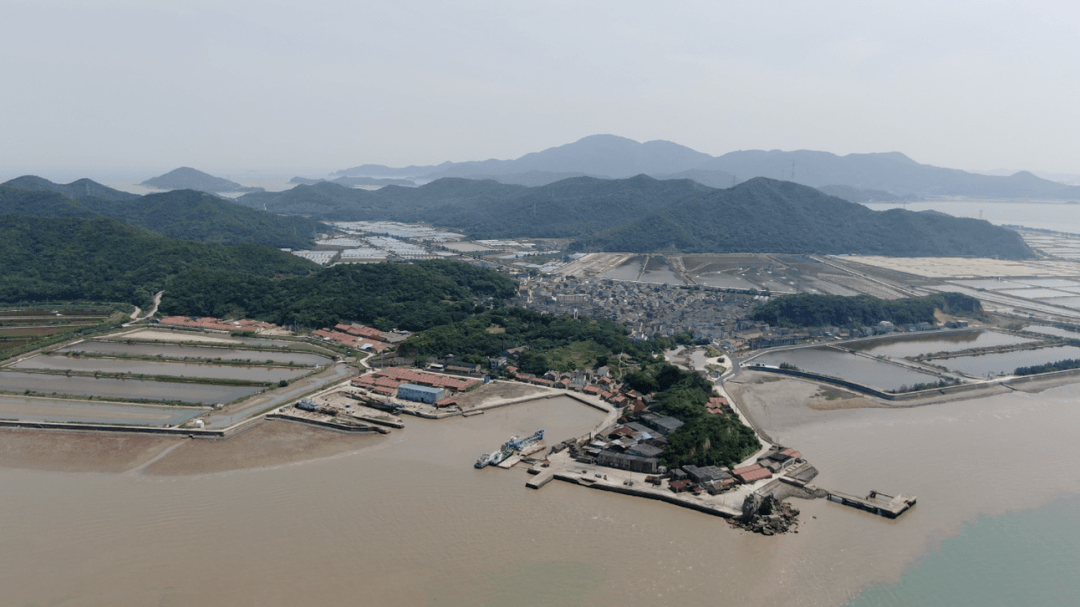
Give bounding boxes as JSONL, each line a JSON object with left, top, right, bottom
{"left": 452, "top": 381, "right": 552, "bottom": 409}
{"left": 0, "top": 429, "right": 180, "bottom": 473}
{"left": 145, "top": 420, "right": 385, "bottom": 476}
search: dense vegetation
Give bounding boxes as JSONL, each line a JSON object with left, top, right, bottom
{"left": 626, "top": 364, "right": 760, "bottom": 469}
{"left": 0, "top": 181, "right": 325, "bottom": 249}
{"left": 236, "top": 175, "right": 1035, "bottom": 259}
{"left": 161, "top": 260, "right": 517, "bottom": 331}
{"left": 402, "top": 306, "right": 665, "bottom": 372}
{"left": 579, "top": 179, "right": 1035, "bottom": 257}
{"left": 0, "top": 215, "right": 317, "bottom": 308}
{"left": 750, "top": 292, "right": 983, "bottom": 328}
{"left": 1015, "top": 359, "right": 1080, "bottom": 376}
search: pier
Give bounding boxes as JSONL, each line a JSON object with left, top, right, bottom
{"left": 827, "top": 490, "right": 916, "bottom": 518}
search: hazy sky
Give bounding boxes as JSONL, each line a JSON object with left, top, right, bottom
{"left": 3, "top": 0, "right": 1079, "bottom": 181}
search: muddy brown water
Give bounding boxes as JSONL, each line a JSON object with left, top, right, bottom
{"left": 3, "top": 388, "right": 1080, "bottom": 606}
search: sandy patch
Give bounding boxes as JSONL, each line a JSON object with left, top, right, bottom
{"left": 0, "top": 429, "right": 180, "bottom": 473}
{"left": 145, "top": 419, "right": 385, "bottom": 475}
{"left": 724, "top": 372, "right": 892, "bottom": 437}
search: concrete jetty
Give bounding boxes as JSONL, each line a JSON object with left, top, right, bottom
{"left": 827, "top": 490, "right": 916, "bottom": 518}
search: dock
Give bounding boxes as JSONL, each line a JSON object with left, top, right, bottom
{"left": 827, "top": 490, "right": 916, "bottom": 518}
{"left": 526, "top": 470, "right": 555, "bottom": 489}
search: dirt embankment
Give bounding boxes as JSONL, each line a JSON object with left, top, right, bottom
{"left": 145, "top": 420, "right": 386, "bottom": 475}
{"left": 0, "top": 420, "right": 386, "bottom": 475}
{"left": 0, "top": 429, "right": 180, "bottom": 473}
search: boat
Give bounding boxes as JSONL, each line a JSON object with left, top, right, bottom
{"left": 475, "top": 443, "right": 515, "bottom": 468}
{"left": 475, "top": 451, "right": 497, "bottom": 468}
{"left": 508, "top": 429, "right": 546, "bottom": 451}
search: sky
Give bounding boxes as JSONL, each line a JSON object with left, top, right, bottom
{"left": 3, "top": 0, "right": 1079, "bottom": 183}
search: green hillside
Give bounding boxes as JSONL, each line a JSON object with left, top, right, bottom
{"left": 0, "top": 180, "right": 325, "bottom": 249}
{"left": 0, "top": 215, "right": 317, "bottom": 307}
{"left": 577, "top": 178, "right": 1035, "bottom": 258}
{"left": 238, "top": 175, "right": 1035, "bottom": 259}
{"left": 160, "top": 260, "right": 517, "bottom": 330}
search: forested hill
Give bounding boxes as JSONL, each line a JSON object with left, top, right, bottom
{"left": 0, "top": 182, "right": 325, "bottom": 249}
{"left": 580, "top": 178, "right": 1036, "bottom": 258}
{"left": 0, "top": 214, "right": 516, "bottom": 331}
{"left": 237, "top": 175, "right": 1035, "bottom": 259}
{"left": 750, "top": 292, "right": 983, "bottom": 328}
{"left": 2, "top": 175, "right": 138, "bottom": 201}
{"left": 0, "top": 214, "right": 317, "bottom": 307}
{"left": 161, "top": 260, "right": 518, "bottom": 330}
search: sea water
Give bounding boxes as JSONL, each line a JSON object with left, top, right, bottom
{"left": 846, "top": 494, "right": 1080, "bottom": 606}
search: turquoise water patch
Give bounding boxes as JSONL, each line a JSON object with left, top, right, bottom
{"left": 846, "top": 495, "right": 1080, "bottom": 606}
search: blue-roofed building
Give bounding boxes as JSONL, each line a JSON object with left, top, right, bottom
{"left": 397, "top": 383, "right": 446, "bottom": 404}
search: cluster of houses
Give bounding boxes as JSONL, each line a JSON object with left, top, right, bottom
{"left": 352, "top": 366, "right": 481, "bottom": 406}
{"left": 513, "top": 276, "right": 756, "bottom": 342}
{"left": 573, "top": 390, "right": 737, "bottom": 474}
{"left": 662, "top": 450, "right": 799, "bottom": 495}
{"left": 312, "top": 323, "right": 408, "bottom": 353}
{"left": 159, "top": 316, "right": 281, "bottom": 334}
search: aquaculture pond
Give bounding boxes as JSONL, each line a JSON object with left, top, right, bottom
{"left": 938, "top": 346, "right": 1080, "bottom": 377}
{"left": 57, "top": 342, "right": 331, "bottom": 366}
{"left": 752, "top": 347, "right": 943, "bottom": 391}
{"left": 850, "top": 331, "right": 1035, "bottom": 359}
{"left": 0, "top": 371, "right": 263, "bottom": 405}
{"left": 13, "top": 356, "right": 310, "bottom": 383}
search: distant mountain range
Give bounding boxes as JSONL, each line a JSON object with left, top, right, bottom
{"left": 0, "top": 176, "right": 323, "bottom": 249}
{"left": 328, "top": 134, "right": 1080, "bottom": 201}
{"left": 236, "top": 175, "right": 1035, "bottom": 259}
{"left": 290, "top": 176, "right": 418, "bottom": 187}
{"left": 142, "top": 167, "right": 263, "bottom": 194}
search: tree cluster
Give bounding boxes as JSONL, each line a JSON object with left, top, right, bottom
{"left": 750, "top": 292, "right": 982, "bottom": 328}
{"left": 0, "top": 215, "right": 316, "bottom": 308}
{"left": 403, "top": 306, "right": 664, "bottom": 372}
{"left": 626, "top": 363, "right": 760, "bottom": 469}
{"left": 161, "top": 260, "right": 517, "bottom": 331}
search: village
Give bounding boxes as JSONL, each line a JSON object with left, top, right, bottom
{"left": 267, "top": 318, "right": 916, "bottom": 532}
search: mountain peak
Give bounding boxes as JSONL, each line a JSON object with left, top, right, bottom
{"left": 141, "top": 168, "right": 260, "bottom": 194}
{"left": 2, "top": 175, "right": 137, "bottom": 201}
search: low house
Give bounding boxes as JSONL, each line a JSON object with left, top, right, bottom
{"left": 669, "top": 479, "right": 693, "bottom": 493}
{"left": 682, "top": 465, "right": 731, "bottom": 485}
{"left": 627, "top": 444, "right": 663, "bottom": 458}
{"left": 732, "top": 464, "right": 772, "bottom": 484}
{"left": 597, "top": 450, "right": 658, "bottom": 474}
{"left": 648, "top": 416, "right": 685, "bottom": 436}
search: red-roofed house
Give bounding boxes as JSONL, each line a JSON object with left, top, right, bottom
{"left": 733, "top": 464, "right": 772, "bottom": 484}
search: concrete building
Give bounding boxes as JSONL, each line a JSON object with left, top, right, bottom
{"left": 597, "top": 450, "right": 659, "bottom": 474}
